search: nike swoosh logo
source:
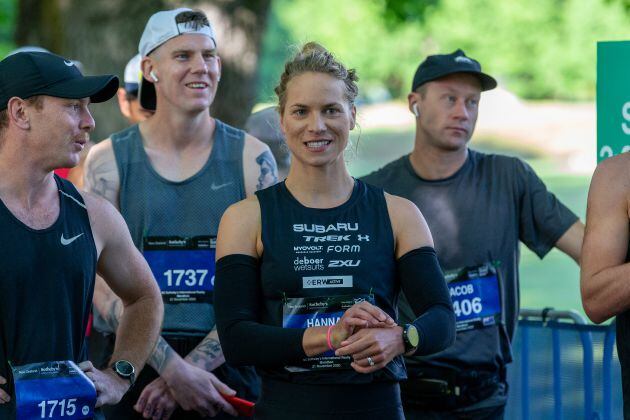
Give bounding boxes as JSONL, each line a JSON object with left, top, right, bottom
{"left": 64, "top": 60, "right": 74, "bottom": 67}
{"left": 61, "top": 233, "right": 84, "bottom": 245}
{"left": 211, "top": 182, "right": 232, "bottom": 191}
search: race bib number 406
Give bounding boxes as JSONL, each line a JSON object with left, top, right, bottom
{"left": 12, "top": 360, "right": 96, "bottom": 419}
{"left": 445, "top": 262, "right": 502, "bottom": 332}
{"left": 143, "top": 236, "right": 216, "bottom": 304}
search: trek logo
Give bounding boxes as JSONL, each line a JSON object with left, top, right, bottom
{"left": 60, "top": 233, "right": 84, "bottom": 246}
{"left": 303, "top": 275, "right": 353, "bottom": 288}
{"left": 328, "top": 260, "right": 361, "bottom": 268}
{"left": 210, "top": 182, "right": 232, "bottom": 191}
{"left": 303, "top": 235, "right": 351, "bottom": 243}
{"left": 303, "top": 234, "right": 368, "bottom": 242}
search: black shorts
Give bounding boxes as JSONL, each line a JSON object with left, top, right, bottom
{"left": 254, "top": 378, "right": 404, "bottom": 420}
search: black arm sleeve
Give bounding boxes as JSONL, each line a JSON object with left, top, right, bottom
{"left": 397, "top": 247, "right": 456, "bottom": 355}
{"left": 214, "top": 254, "right": 307, "bottom": 367}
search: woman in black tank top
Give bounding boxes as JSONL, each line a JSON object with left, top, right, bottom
{"left": 214, "top": 43, "right": 455, "bottom": 419}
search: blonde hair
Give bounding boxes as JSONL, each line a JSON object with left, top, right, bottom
{"left": 275, "top": 42, "right": 359, "bottom": 114}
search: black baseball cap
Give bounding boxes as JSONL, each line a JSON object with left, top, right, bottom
{"left": 0, "top": 51, "right": 119, "bottom": 110}
{"left": 411, "top": 49, "right": 497, "bottom": 92}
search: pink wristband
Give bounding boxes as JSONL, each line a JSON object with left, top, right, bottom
{"left": 326, "top": 325, "right": 336, "bottom": 351}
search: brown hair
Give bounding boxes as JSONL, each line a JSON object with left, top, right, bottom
{"left": 275, "top": 42, "right": 359, "bottom": 114}
{"left": 175, "top": 10, "right": 210, "bottom": 30}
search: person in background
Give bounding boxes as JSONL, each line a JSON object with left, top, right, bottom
{"left": 362, "top": 49, "right": 583, "bottom": 419}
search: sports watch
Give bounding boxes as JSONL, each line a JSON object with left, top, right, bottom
{"left": 112, "top": 360, "right": 135, "bottom": 387}
{"left": 402, "top": 324, "right": 420, "bottom": 353}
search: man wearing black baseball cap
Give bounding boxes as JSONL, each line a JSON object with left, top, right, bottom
{"left": 0, "top": 51, "right": 163, "bottom": 419}
{"left": 363, "top": 49, "right": 584, "bottom": 418}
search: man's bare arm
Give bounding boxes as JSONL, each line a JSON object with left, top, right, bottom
{"left": 581, "top": 155, "right": 630, "bottom": 323}
{"left": 83, "top": 139, "right": 121, "bottom": 208}
{"left": 555, "top": 221, "right": 584, "bottom": 264}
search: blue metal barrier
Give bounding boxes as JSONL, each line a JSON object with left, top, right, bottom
{"left": 505, "top": 308, "right": 621, "bottom": 420}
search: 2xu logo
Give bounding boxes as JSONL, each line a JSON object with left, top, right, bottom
{"left": 328, "top": 260, "right": 361, "bottom": 267}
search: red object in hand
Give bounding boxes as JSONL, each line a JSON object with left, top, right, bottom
{"left": 223, "top": 395, "right": 255, "bottom": 417}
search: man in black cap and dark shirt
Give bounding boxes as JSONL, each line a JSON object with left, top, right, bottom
{"left": 0, "top": 51, "right": 163, "bottom": 419}
{"left": 362, "top": 49, "right": 584, "bottom": 418}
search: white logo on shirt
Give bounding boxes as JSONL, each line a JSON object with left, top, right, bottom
{"left": 211, "top": 182, "right": 232, "bottom": 191}
{"left": 61, "top": 233, "right": 84, "bottom": 246}
{"left": 63, "top": 60, "right": 74, "bottom": 67}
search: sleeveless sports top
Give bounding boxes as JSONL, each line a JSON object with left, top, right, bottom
{"left": 0, "top": 176, "right": 97, "bottom": 417}
{"left": 255, "top": 179, "right": 406, "bottom": 384}
{"left": 112, "top": 120, "right": 246, "bottom": 336}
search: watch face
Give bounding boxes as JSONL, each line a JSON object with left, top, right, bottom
{"left": 406, "top": 325, "right": 420, "bottom": 348}
{"left": 115, "top": 360, "right": 134, "bottom": 376}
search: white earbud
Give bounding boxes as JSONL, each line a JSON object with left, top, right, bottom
{"left": 412, "top": 103, "right": 420, "bottom": 118}
{"left": 149, "top": 70, "right": 159, "bottom": 83}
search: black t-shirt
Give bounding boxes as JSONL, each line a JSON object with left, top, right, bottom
{"left": 0, "top": 176, "right": 96, "bottom": 418}
{"left": 362, "top": 150, "right": 577, "bottom": 378}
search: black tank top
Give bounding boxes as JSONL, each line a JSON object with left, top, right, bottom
{"left": 0, "top": 176, "right": 97, "bottom": 417}
{"left": 255, "top": 179, "right": 406, "bottom": 384}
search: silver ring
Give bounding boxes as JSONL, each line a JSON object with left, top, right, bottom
{"left": 367, "top": 356, "right": 375, "bottom": 366}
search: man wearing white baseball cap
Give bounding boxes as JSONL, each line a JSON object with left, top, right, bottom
{"left": 85, "top": 7, "right": 275, "bottom": 419}
{"left": 0, "top": 51, "right": 163, "bottom": 420}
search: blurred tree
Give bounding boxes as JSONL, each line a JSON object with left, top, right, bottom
{"left": 0, "top": 0, "right": 16, "bottom": 56}
{"left": 381, "top": 0, "right": 439, "bottom": 24}
{"left": 14, "top": 0, "right": 271, "bottom": 140}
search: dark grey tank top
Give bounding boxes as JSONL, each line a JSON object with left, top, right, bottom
{"left": 112, "top": 120, "right": 246, "bottom": 336}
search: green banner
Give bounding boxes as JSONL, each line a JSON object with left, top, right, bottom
{"left": 597, "top": 41, "right": 630, "bottom": 162}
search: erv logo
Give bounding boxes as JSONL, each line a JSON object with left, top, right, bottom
{"left": 328, "top": 260, "right": 361, "bottom": 268}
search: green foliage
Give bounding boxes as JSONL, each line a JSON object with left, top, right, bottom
{"left": 381, "top": 0, "right": 438, "bottom": 25}
{"left": 258, "top": 0, "right": 630, "bottom": 101}
{"left": 258, "top": 0, "right": 427, "bottom": 103}
{"left": 421, "top": 0, "right": 630, "bottom": 100}
{"left": 0, "top": 0, "right": 16, "bottom": 56}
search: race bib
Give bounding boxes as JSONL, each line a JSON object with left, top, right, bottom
{"left": 12, "top": 360, "right": 96, "bottom": 420}
{"left": 445, "top": 262, "right": 502, "bottom": 332}
{"left": 283, "top": 294, "right": 374, "bottom": 371}
{"left": 143, "top": 236, "right": 216, "bottom": 304}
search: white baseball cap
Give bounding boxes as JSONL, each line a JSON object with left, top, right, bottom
{"left": 123, "top": 54, "right": 142, "bottom": 94}
{"left": 138, "top": 8, "right": 216, "bottom": 110}
{"left": 138, "top": 8, "right": 216, "bottom": 57}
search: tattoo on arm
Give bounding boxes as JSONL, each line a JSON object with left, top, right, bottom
{"left": 94, "top": 291, "right": 176, "bottom": 375}
{"left": 185, "top": 327, "right": 225, "bottom": 372}
{"left": 148, "top": 337, "right": 176, "bottom": 374}
{"left": 84, "top": 148, "right": 119, "bottom": 205}
{"left": 93, "top": 299, "right": 122, "bottom": 334}
{"left": 255, "top": 150, "right": 278, "bottom": 191}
